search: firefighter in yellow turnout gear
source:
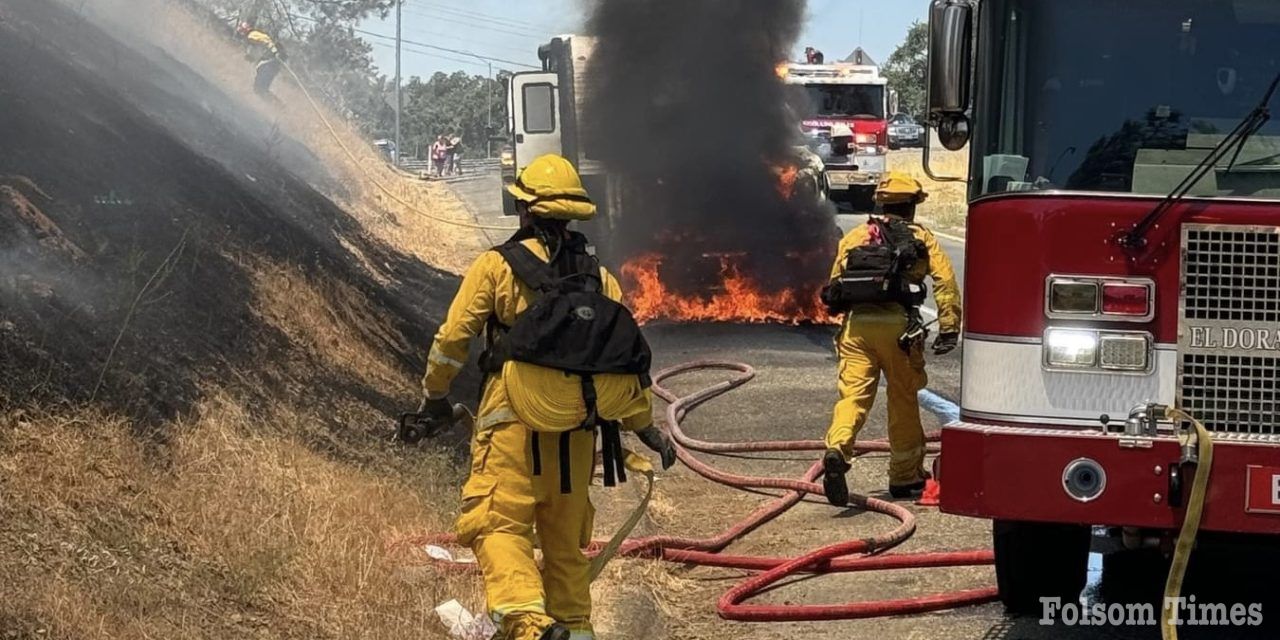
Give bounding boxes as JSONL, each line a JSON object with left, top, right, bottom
{"left": 820, "top": 173, "right": 961, "bottom": 505}
{"left": 421, "top": 155, "right": 674, "bottom": 640}
{"left": 236, "top": 22, "right": 285, "bottom": 95}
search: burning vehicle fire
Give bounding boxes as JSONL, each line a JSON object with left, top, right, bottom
{"left": 504, "top": 1, "right": 839, "bottom": 325}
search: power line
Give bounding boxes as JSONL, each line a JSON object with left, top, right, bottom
{"left": 411, "top": 1, "right": 562, "bottom": 33}
{"left": 288, "top": 12, "right": 537, "bottom": 68}
{"left": 371, "top": 40, "right": 510, "bottom": 72}
{"left": 400, "top": 6, "right": 551, "bottom": 40}
{"left": 404, "top": 3, "right": 560, "bottom": 36}
{"left": 397, "top": 23, "right": 543, "bottom": 57}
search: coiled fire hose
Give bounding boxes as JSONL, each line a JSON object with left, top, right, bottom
{"left": 396, "top": 360, "right": 997, "bottom": 622}
{"left": 1161, "top": 408, "right": 1214, "bottom": 640}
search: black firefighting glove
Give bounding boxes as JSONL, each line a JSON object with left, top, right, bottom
{"left": 417, "top": 396, "right": 454, "bottom": 421}
{"left": 636, "top": 425, "right": 677, "bottom": 470}
{"left": 932, "top": 332, "right": 959, "bottom": 356}
{"left": 898, "top": 317, "right": 929, "bottom": 353}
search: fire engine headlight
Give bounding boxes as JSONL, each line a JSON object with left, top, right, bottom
{"left": 1044, "top": 329, "right": 1098, "bottom": 368}
{"left": 1043, "top": 328, "right": 1153, "bottom": 373}
{"left": 855, "top": 133, "right": 877, "bottom": 145}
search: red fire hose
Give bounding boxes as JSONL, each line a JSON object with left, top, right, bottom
{"left": 612, "top": 360, "right": 997, "bottom": 621}
{"left": 395, "top": 360, "right": 997, "bottom": 622}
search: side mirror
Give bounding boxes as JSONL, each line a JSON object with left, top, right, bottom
{"left": 928, "top": 1, "right": 974, "bottom": 118}
{"left": 937, "top": 114, "right": 970, "bottom": 151}
{"left": 923, "top": 0, "right": 974, "bottom": 180}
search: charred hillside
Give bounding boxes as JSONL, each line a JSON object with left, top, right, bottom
{"left": 0, "top": 0, "right": 494, "bottom": 635}
{"left": 0, "top": 0, "right": 470, "bottom": 429}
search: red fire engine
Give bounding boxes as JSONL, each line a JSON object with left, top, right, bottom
{"left": 926, "top": 0, "right": 1280, "bottom": 613}
{"left": 780, "top": 52, "right": 890, "bottom": 211}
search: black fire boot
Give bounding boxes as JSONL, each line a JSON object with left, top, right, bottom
{"left": 822, "top": 449, "right": 852, "bottom": 507}
{"left": 539, "top": 623, "right": 571, "bottom": 640}
{"left": 888, "top": 479, "right": 927, "bottom": 499}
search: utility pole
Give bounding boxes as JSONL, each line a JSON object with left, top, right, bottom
{"left": 486, "top": 61, "right": 493, "bottom": 158}
{"left": 394, "top": 0, "right": 402, "bottom": 166}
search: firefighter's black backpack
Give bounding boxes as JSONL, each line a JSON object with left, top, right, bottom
{"left": 480, "top": 229, "right": 652, "bottom": 492}
{"left": 821, "top": 217, "right": 928, "bottom": 314}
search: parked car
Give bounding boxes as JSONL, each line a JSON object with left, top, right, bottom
{"left": 887, "top": 113, "right": 924, "bottom": 149}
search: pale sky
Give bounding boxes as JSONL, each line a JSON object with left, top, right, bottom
{"left": 359, "top": 1, "right": 933, "bottom": 80}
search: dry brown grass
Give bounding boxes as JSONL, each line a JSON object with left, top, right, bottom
{"left": 247, "top": 258, "right": 417, "bottom": 399}
{"left": 888, "top": 148, "right": 972, "bottom": 233}
{"left": 0, "top": 396, "right": 481, "bottom": 639}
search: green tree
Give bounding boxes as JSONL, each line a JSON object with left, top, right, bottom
{"left": 883, "top": 21, "right": 928, "bottom": 119}
{"left": 187, "top": 0, "right": 397, "bottom": 135}
{"left": 400, "top": 71, "right": 510, "bottom": 159}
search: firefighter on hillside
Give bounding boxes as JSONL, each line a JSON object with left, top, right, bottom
{"left": 819, "top": 173, "right": 961, "bottom": 505}
{"left": 419, "top": 154, "right": 676, "bottom": 640}
{"left": 236, "top": 21, "right": 286, "bottom": 95}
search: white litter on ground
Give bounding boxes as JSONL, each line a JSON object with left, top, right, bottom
{"left": 435, "top": 599, "right": 496, "bottom": 639}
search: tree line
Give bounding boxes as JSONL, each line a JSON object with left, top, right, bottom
{"left": 186, "top": 0, "right": 510, "bottom": 159}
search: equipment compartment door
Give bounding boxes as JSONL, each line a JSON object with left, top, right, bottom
{"left": 510, "top": 72, "right": 562, "bottom": 173}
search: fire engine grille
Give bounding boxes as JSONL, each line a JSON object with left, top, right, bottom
{"left": 1183, "top": 227, "right": 1280, "bottom": 322}
{"left": 1181, "top": 354, "right": 1280, "bottom": 435}
{"left": 1180, "top": 225, "right": 1280, "bottom": 436}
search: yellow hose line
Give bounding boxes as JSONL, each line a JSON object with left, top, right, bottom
{"left": 279, "top": 62, "right": 519, "bottom": 232}
{"left": 1161, "top": 409, "right": 1215, "bottom": 640}
{"left": 589, "top": 451, "right": 656, "bottom": 581}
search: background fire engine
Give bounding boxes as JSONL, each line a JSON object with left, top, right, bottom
{"left": 780, "top": 49, "right": 892, "bottom": 212}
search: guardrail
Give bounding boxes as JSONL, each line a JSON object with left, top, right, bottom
{"left": 398, "top": 158, "right": 500, "bottom": 172}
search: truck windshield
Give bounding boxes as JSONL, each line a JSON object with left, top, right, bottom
{"left": 798, "top": 85, "right": 885, "bottom": 119}
{"left": 972, "top": 0, "right": 1280, "bottom": 199}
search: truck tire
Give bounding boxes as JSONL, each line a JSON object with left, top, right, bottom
{"left": 993, "top": 520, "right": 1091, "bottom": 614}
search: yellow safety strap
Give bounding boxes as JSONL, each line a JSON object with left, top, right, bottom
{"left": 588, "top": 450, "right": 655, "bottom": 581}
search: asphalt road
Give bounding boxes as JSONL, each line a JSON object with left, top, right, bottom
{"left": 441, "top": 168, "right": 1241, "bottom": 640}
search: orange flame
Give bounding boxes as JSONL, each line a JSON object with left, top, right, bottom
{"left": 774, "top": 165, "right": 799, "bottom": 200}
{"left": 621, "top": 253, "right": 833, "bottom": 325}
{"left": 775, "top": 62, "right": 790, "bottom": 80}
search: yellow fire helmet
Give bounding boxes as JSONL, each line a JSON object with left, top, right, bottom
{"left": 874, "top": 171, "right": 929, "bottom": 205}
{"left": 506, "top": 154, "right": 597, "bottom": 221}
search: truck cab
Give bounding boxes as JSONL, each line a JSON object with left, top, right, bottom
{"left": 501, "top": 36, "right": 622, "bottom": 257}
{"left": 926, "top": 0, "right": 1280, "bottom": 613}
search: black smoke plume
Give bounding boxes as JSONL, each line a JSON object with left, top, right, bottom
{"left": 584, "top": 0, "right": 838, "bottom": 298}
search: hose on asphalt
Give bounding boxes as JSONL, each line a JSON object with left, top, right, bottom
{"left": 396, "top": 360, "right": 998, "bottom": 622}
{"left": 624, "top": 360, "right": 997, "bottom": 621}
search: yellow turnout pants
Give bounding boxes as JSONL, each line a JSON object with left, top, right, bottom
{"left": 824, "top": 314, "right": 930, "bottom": 486}
{"left": 455, "top": 421, "right": 596, "bottom": 640}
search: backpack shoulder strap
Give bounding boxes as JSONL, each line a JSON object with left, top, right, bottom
{"left": 495, "top": 241, "right": 556, "bottom": 292}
